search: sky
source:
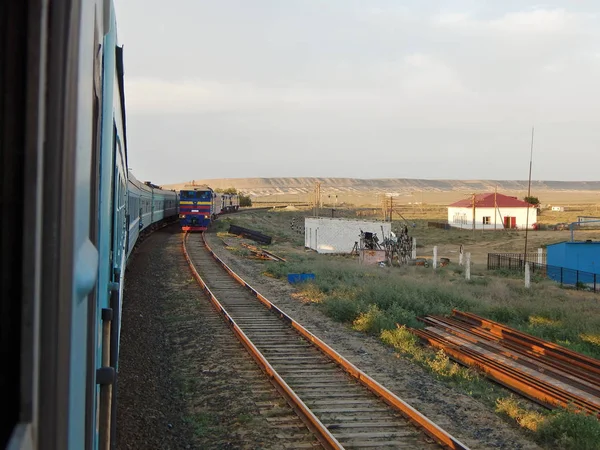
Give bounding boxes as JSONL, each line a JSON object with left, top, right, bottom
{"left": 114, "top": 1, "right": 600, "bottom": 184}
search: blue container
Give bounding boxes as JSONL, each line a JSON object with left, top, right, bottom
{"left": 287, "top": 273, "right": 316, "bottom": 284}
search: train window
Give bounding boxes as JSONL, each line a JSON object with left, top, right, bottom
{"left": 181, "top": 190, "right": 211, "bottom": 201}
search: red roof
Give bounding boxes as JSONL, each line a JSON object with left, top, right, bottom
{"left": 449, "top": 193, "right": 534, "bottom": 208}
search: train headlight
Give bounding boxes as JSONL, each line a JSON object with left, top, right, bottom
{"left": 179, "top": 214, "right": 186, "bottom": 218}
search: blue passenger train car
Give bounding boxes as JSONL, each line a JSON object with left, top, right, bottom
{"left": 179, "top": 187, "right": 214, "bottom": 231}
{"left": 2, "top": 2, "right": 178, "bottom": 449}
{"left": 127, "top": 176, "right": 178, "bottom": 257}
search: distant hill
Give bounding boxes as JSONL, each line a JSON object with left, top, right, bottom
{"left": 163, "top": 177, "right": 598, "bottom": 193}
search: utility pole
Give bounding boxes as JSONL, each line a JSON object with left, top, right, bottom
{"left": 494, "top": 186, "right": 498, "bottom": 230}
{"left": 524, "top": 127, "right": 534, "bottom": 256}
{"left": 472, "top": 193, "right": 476, "bottom": 235}
{"left": 313, "top": 181, "right": 321, "bottom": 217}
{"left": 328, "top": 194, "right": 337, "bottom": 217}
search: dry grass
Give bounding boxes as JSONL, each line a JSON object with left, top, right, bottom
{"left": 291, "top": 284, "right": 326, "bottom": 304}
{"left": 248, "top": 189, "right": 600, "bottom": 208}
{"left": 580, "top": 333, "right": 600, "bottom": 347}
{"left": 380, "top": 327, "right": 478, "bottom": 383}
{"left": 495, "top": 397, "right": 546, "bottom": 432}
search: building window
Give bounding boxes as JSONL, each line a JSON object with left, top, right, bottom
{"left": 483, "top": 216, "right": 491, "bottom": 225}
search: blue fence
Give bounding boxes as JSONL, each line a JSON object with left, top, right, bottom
{"left": 487, "top": 253, "right": 599, "bottom": 293}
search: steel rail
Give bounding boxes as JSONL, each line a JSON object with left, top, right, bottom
{"left": 182, "top": 232, "right": 342, "bottom": 450}
{"left": 198, "top": 232, "right": 470, "bottom": 450}
{"left": 240, "top": 242, "right": 287, "bottom": 262}
{"left": 419, "top": 316, "right": 600, "bottom": 402}
{"left": 410, "top": 327, "right": 600, "bottom": 416}
{"left": 420, "top": 315, "right": 600, "bottom": 391}
{"left": 411, "top": 328, "right": 588, "bottom": 411}
{"left": 452, "top": 310, "right": 600, "bottom": 377}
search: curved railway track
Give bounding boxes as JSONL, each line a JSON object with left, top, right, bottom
{"left": 183, "top": 231, "right": 470, "bottom": 450}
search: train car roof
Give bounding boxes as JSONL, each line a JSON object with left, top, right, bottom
{"left": 180, "top": 185, "right": 212, "bottom": 191}
{"left": 128, "top": 171, "right": 152, "bottom": 192}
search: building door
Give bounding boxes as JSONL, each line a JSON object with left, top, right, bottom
{"left": 503, "top": 217, "right": 516, "bottom": 228}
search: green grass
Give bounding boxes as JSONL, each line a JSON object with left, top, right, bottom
{"left": 536, "top": 409, "right": 600, "bottom": 450}
{"left": 237, "top": 413, "right": 254, "bottom": 424}
{"left": 264, "top": 253, "right": 600, "bottom": 360}
{"left": 183, "top": 412, "right": 223, "bottom": 438}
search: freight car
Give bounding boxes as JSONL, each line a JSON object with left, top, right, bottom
{"left": 212, "top": 192, "right": 240, "bottom": 215}
{"left": 221, "top": 193, "right": 240, "bottom": 213}
{"left": 2, "top": 2, "right": 177, "bottom": 450}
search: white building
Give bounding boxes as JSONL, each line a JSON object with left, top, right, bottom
{"left": 448, "top": 193, "right": 538, "bottom": 230}
{"left": 305, "top": 217, "right": 391, "bottom": 254}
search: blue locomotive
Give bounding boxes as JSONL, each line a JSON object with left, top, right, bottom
{"left": 179, "top": 187, "right": 240, "bottom": 231}
{"left": 179, "top": 186, "right": 215, "bottom": 231}
{"left": 2, "top": 2, "right": 177, "bottom": 450}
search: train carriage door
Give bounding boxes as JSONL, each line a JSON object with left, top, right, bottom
{"left": 35, "top": 1, "right": 101, "bottom": 448}
{"left": 111, "top": 132, "right": 126, "bottom": 279}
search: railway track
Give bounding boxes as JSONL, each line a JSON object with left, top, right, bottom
{"left": 183, "top": 231, "right": 469, "bottom": 450}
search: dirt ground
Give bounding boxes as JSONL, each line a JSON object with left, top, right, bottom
{"left": 248, "top": 189, "right": 600, "bottom": 208}
{"left": 234, "top": 204, "right": 600, "bottom": 268}
{"left": 204, "top": 230, "right": 544, "bottom": 450}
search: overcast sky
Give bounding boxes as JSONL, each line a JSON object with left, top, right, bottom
{"left": 114, "top": 1, "right": 600, "bottom": 184}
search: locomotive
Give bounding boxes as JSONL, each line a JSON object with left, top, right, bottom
{"left": 179, "top": 186, "right": 215, "bottom": 231}
{"left": 2, "top": 2, "right": 177, "bottom": 449}
{"left": 179, "top": 186, "right": 240, "bottom": 231}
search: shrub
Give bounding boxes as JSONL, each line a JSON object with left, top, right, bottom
{"left": 239, "top": 195, "right": 252, "bottom": 207}
{"left": 386, "top": 303, "right": 420, "bottom": 328}
{"left": 426, "top": 350, "right": 475, "bottom": 381}
{"left": 352, "top": 305, "right": 396, "bottom": 335}
{"left": 536, "top": 409, "right": 600, "bottom": 450}
{"left": 320, "top": 296, "right": 364, "bottom": 323}
{"left": 381, "top": 326, "right": 421, "bottom": 355}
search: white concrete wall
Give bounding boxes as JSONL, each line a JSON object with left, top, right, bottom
{"left": 448, "top": 206, "right": 537, "bottom": 230}
{"left": 305, "top": 217, "right": 391, "bottom": 254}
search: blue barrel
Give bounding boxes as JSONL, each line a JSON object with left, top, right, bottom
{"left": 287, "top": 273, "right": 315, "bottom": 284}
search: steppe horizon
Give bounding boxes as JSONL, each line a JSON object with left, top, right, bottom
{"left": 160, "top": 176, "right": 600, "bottom": 206}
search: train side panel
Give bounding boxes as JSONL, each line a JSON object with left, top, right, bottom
{"left": 3, "top": 1, "right": 181, "bottom": 448}
{"left": 126, "top": 174, "right": 153, "bottom": 256}
{"left": 213, "top": 192, "right": 224, "bottom": 216}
